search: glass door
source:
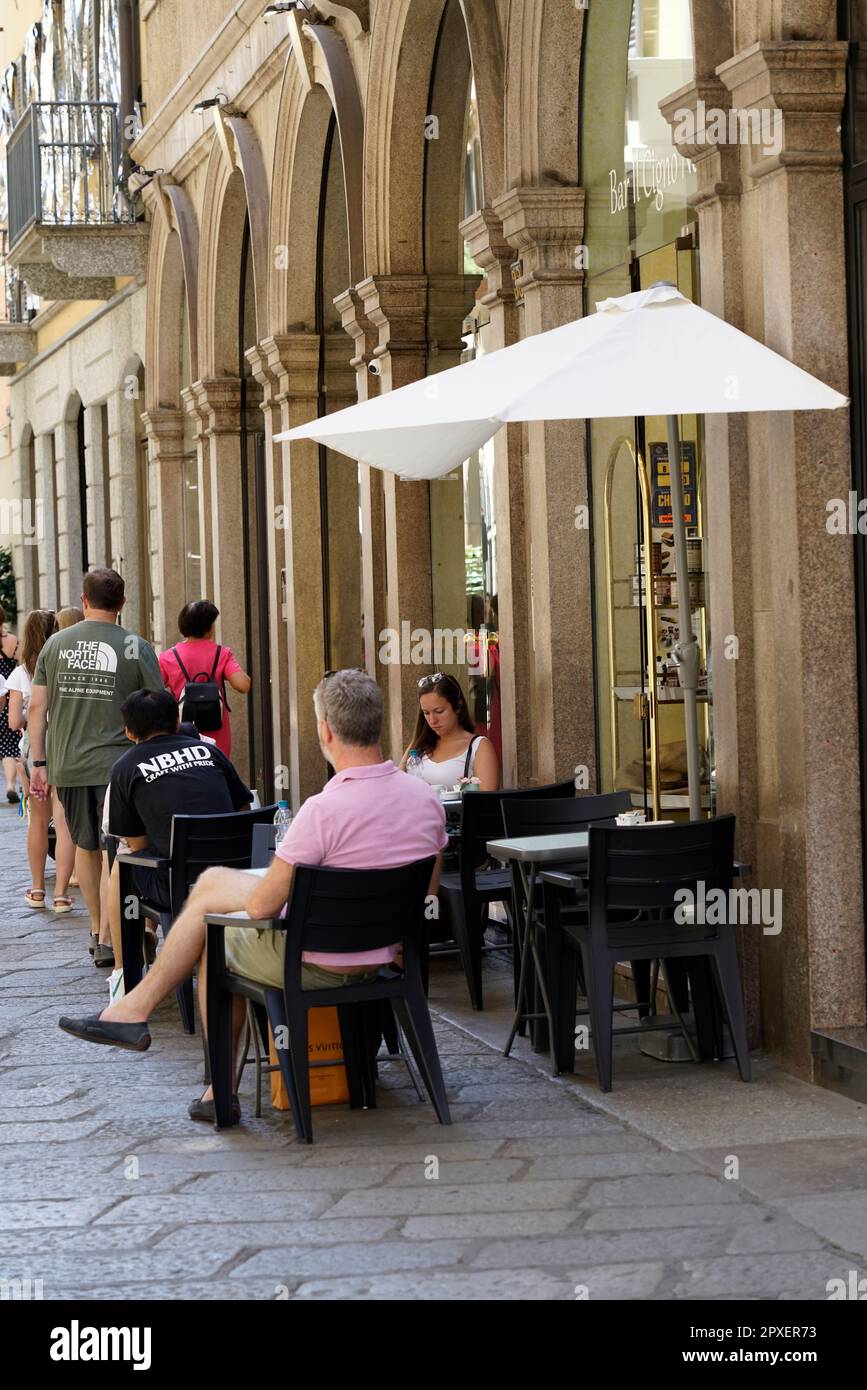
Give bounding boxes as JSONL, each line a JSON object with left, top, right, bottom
{"left": 589, "top": 237, "right": 713, "bottom": 818}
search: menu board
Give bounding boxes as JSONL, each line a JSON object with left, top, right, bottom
{"left": 650, "top": 441, "right": 697, "bottom": 526}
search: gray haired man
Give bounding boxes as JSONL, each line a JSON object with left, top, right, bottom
{"left": 59, "top": 669, "right": 447, "bottom": 1121}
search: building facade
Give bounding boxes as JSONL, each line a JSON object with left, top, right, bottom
{"left": 0, "top": 0, "right": 150, "bottom": 634}
{"left": 2, "top": 0, "right": 865, "bottom": 1087}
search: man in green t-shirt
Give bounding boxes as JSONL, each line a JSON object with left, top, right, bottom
{"left": 29, "top": 568, "right": 164, "bottom": 961}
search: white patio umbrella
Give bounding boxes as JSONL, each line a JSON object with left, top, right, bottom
{"left": 275, "top": 282, "right": 848, "bottom": 818}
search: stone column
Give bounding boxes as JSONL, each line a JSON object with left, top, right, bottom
{"left": 462, "top": 206, "right": 533, "bottom": 788}
{"left": 106, "top": 388, "right": 146, "bottom": 637}
{"left": 181, "top": 385, "right": 214, "bottom": 603}
{"left": 267, "top": 334, "right": 327, "bottom": 808}
{"left": 322, "top": 330, "right": 364, "bottom": 673}
{"left": 83, "top": 404, "right": 110, "bottom": 570}
{"left": 34, "top": 432, "right": 60, "bottom": 609}
{"left": 358, "top": 274, "right": 432, "bottom": 760}
{"left": 717, "top": 40, "right": 865, "bottom": 1072}
{"left": 141, "top": 408, "right": 186, "bottom": 652}
{"left": 247, "top": 338, "right": 292, "bottom": 801}
{"left": 662, "top": 77, "right": 761, "bottom": 1042}
{"left": 335, "top": 288, "right": 389, "bottom": 723}
{"left": 187, "top": 378, "right": 249, "bottom": 783}
{"left": 12, "top": 433, "right": 40, "bottom": 612}
{"left": 493, "top": 186, "right": 593, "bottom": 788}
{"left": 54, "top": 416, "right": 85, "bottom": 605}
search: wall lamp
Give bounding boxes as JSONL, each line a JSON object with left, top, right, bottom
{"left": 192, "top": 94, "right": 229, "bottom": 113}
{"left": 128, "top": 165, "right": 163, "bottom": 193}
{"left": 264, "top": 2, "right": 312, "bottom": 16}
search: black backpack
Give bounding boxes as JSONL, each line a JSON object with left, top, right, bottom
{"left": 170, "top": 646, "right": 226, "bottom": 733}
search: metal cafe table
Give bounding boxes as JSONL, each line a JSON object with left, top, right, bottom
{"left": 487, "top": 831, "right": 749, "bottom": 1077}
{"left": 487, "top": 832, "right": 590, "bottom": 1071}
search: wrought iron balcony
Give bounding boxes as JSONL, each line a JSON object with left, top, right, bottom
{"left": 4, "top": 101, "right": 147, "bottom": 296}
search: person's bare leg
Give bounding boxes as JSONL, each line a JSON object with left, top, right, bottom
{"left": 108, "top": 855, "right": 123, "bottom": 965}
{"left": 101, "top": 867, "right": 259, "bottom": 1025}
{"left": 51, "top": 794, "right": 75, "bottom": 900}
{"left": 26, "top": 795, "right": 50, "bottom": 895}
{"left": 4, "top": 754, "right": 17, "bottom": 794}
{"left": 197, "top": 945, "right": 247, "bottom": 1102}
{"left": 98, "top": 852, "right": 111, "bottom": 946}
{"left": 76, "top": 848, "right": 102, "bottom": 936}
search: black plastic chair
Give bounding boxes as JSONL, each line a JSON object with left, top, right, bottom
{"left": 543, "top": 814, "right": 751, "bottom": 1091}
{"left": 119, "top": 805, "right": 278, "bottom": 1033}
{"left": 206, "top": 856, "right": 447, "bottom": 1142}
{"left": 436, "top": 779, "right": 576, "bottom": 1010}
{"left": 500, "top": 792, "right": 631, "bottom": 1038}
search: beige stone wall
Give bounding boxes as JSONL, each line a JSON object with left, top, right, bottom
{"left": 132, "top": 0, "right": 867, "bottom": 1077}
{"left": 7, "top": 286, "right": 149, "bottom": 634}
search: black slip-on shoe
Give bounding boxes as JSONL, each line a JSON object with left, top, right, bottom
{"left": 93, "top": 943, "right": 115, "bottom": 968}
{"left": 58, "top": 1014, "right": 151, "bottom": 1052}
{"left": 188, "top": 1095, "right": 241, "bottom": 1123}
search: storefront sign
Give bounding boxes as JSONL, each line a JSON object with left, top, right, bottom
{"left": 609, "top": 151, "right": 694, "bottom": 215}
{"left": 650, "top": 441, "right": 697, "bottom": 526}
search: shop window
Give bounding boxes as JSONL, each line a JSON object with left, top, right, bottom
{"left": 582, "top": 0, "right": 713, "bottom": 817}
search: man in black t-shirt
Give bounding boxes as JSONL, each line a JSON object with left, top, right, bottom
{"left": 107, "top": 689, "right": 251, "bottom": 965}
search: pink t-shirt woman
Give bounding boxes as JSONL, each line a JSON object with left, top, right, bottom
{"left": 159, "top": 639, "right": 242, "bottom": 758}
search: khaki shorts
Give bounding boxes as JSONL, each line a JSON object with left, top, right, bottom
{"left": 224, "top": 925, "right": 382, "bottom": 992}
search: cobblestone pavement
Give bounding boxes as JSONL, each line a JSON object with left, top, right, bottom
{"left": 1, "top": 804, "right": 866, "bottom": 1301}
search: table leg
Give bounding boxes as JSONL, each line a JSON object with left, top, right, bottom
{"left": 503, "top": 865, "right": 538, "bottom": 1057}
{"left": 541, "top": 886, "right": 581, "bottom": 1073}
{"left": 686, "top": 957, "right": 719, "bottom": 1061}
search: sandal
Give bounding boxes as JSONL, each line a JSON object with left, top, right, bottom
{"left": 53, "top": 895, "right": 74, "bottom": 914}
{"left": 24, "top": 889, "right": 46, "bottom": 908}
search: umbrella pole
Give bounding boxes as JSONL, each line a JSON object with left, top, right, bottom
{"left": 666, "top": 413, "right": 702, "bottom": 821}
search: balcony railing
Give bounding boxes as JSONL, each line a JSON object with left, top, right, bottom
{"left": 6, "top": 102, "right": 134, "bottom": 251}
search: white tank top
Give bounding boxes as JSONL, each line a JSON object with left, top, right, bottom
{"left": 413, "top": 737, "right": 482, "bottom": 788}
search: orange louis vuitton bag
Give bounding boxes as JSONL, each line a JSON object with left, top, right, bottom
{"left": 268, "top": 1006, "right": 350, "bottom": 1109}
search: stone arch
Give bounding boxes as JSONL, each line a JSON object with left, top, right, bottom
{"left": 364, "top": 0, "right": 505, "bottom": 273}
{"left": 144, "top": 206, "right": 188, "bottom": 411}
{"left": 269, "top": 32, "right": 364, "bottom": 333}
{"left": 63, "top": 389, "right": 83, "bottom": 421}
{"left": 198, "top": 119, "right": 270, "bottom": 378}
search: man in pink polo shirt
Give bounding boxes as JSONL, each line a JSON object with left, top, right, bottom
{"left": 58, "top": 669, "right": 447, "bottom": 1122}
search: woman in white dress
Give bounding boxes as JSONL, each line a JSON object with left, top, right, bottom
{"left": 400, "top": 672, "right": 500, "bottom": 791}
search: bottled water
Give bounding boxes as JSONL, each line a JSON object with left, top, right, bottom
{"left": 273, "top": 799, "right": 293, "bottom": 849}
{"left": 406, "top": 750, "right": 423, "bottom": 776}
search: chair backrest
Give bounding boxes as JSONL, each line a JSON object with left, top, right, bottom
{"left": 282, "top": 857, "right": 437, "bottom": 984}
{"left": 251, "top": 820, "right": 278, "bottom": 869}
{"left": 458, "top": 779, "right": 575, "bottom": 890}
{"left": 502, "top": 790, "right": 630, "bottom": 838}
{"left": 588, "top": 815, "right": 737, "bottom": 939}
{"left": 168, "top": 805, "right": 279, "bottom": 915}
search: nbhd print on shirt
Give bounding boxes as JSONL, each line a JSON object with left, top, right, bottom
{"left": 109, "top": 732, "right": 251, "bottom": 860}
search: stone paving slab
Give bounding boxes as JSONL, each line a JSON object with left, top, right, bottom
{"left": 1, "top": 805, "right": 866, "bottom": 1301}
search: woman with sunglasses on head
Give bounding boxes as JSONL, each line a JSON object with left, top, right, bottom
{"left": 400, "top": 672, "right": 500, "bottom": 791}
